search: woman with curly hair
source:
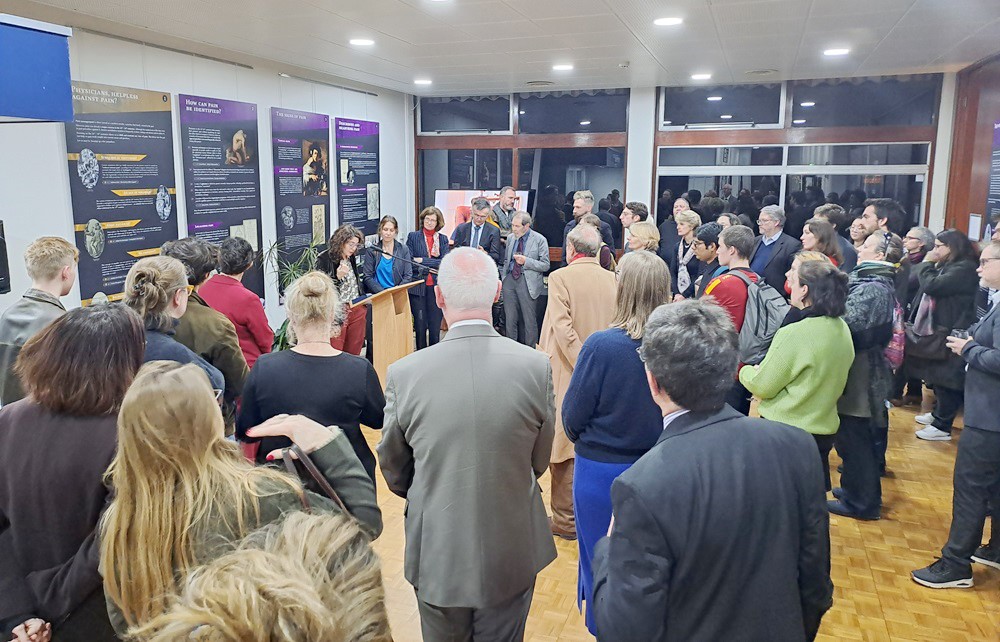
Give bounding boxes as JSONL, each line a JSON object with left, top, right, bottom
{"left": 317, "top": 225, "right": 368, "bottom": 355}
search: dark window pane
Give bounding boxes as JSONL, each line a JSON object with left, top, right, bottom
{"left": 785, "top": 174, "right": 924, "bottom": 229}
{"left": 419, "top": 149, "right": 514, "bottom": 209}
{"left": 658, "top": 146, "right": 783, "bottom": 166}
{"left": 517, "top": 149, "right": 536, "bottom": 191}
{"left": 518, "top": 90, "right": 628, "bottom": 134}
{"left": 419, "top": 96, "right": 510, "bottom": 133}
{"left": 787, "top": 143, "right": 929, "bottom": 166}
{"left": 661, "top": 84, "right": 781, "bottom": 127}
{"left": 790, "top": 76, "right": 940, "bottom": 127}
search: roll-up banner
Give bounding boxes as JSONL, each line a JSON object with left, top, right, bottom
{"left": 334, "top": 118, "right": 380, "bottom": 236}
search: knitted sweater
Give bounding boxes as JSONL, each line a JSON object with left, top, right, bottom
{"left": 739, "top": 315, "right": 854, "bottom": 436}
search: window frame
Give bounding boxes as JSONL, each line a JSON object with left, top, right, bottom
{"left": 657, "top": 83, "right": 787, "bottom": 132}
{"left": 416, "top": 95, "right": 514, "bottom": 136}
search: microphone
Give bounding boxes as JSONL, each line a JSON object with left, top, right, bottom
{"left": 368, "top": 243, "right": 439, "bottom": 275}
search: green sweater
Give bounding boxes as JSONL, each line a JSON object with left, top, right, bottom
{"left": 739, "top": 315, "right": 855, "bottom": 436}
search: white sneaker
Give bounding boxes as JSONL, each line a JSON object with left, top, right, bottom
{"left": 915, "top": 412, "right": 934, "bottom": 425}
{"left": 915, "top": 426, "right": 952, "bottom": 441}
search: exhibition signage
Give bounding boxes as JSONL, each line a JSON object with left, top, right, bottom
{"left": 270, "top": 107, "right": 330, "bottom": 283}
{"left": 986, "top": 121, "right": 1000, "bottom": 236}
{"left": 64, "top": 81, "right": 178, "bottom": 305}
{"left": 334, "top": 118, "right": 380, "bottom": 236}
{"left": 179, "top": 94, "right": 264, "bottom": 297}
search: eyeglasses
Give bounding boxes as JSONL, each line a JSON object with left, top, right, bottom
{"left": 980, "top": 257, "right": 1000, "bottom": 267}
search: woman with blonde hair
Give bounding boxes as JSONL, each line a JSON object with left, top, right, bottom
{"left": 237, "top": 271, "right": 385, "bottom": 483}
{"left": 126, "top": 513, "right": 390, "bottom": 642}
{"left": 669, "top": 210, "right": 705, "bottom": 300}
{"left": 626, "top": 220, "right": 660, "bottom": 253}
{"left": 123, "top": 256, "right": 223, "bottom": 391}
{"left": 561, "top": 250, "right": 672, "bottom": 635}
{"left": 101, "top": 361, "right": 381, "bottom": 634}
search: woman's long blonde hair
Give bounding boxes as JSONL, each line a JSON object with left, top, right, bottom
{"left": 100, "top": 362, "right": 303, "bottom": 628}
{"left": 610, "top": 250, "right": 672, "bottom": 339}
{"left": 126, "top": 512, "right": 391, "bottom": 642}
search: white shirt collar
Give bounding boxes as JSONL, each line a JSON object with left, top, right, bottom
{"left": 762, "top": 230, "right": 782, "bottom": 245}
{"left": 449, "top": 319, "right": 492, "bottom": 329}
{"left": 661, "top": 408, "right": 691, "bottom": 432}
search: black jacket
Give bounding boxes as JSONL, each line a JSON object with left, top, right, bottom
{"left": 962, "top": 301, "right": 1000, "bottom": 431}
{"left": 750, "top": 233, "right": 802, "bottom": 298}
{"left": 317, "top": 249, "right": 366, "bottom": 297}
{"left": 597, "top": 209, "right": 623, "bottom": 249}
{"left": 362, "top": 241, "right": 414, "bottom": 293}
{"left": 592, "top": 406, "right": 832, "bottom": 642}
{"left": 451, "top": 222, "right": 501, "bottom": 266}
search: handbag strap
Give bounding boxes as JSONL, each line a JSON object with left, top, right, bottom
{"left": 282, "top": 444, "right": 350, "bottom": 514}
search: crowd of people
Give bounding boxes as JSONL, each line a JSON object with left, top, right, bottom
{"left": 0, "top": 181, "right": 997, "bottom": 641}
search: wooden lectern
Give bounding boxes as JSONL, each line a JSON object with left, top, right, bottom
{"left": 351, "top": 280, "right": 422, "bottom": 387}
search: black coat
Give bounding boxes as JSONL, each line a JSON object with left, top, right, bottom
{"left": 962, "top": 301, "right": 1000, "bottom": 431}
{"left": 451, "top": 222, "right": 501, "bottom": 266}
{"left": 592, "top": 406, "right": 832, "bottom": 642}
{"left": 750, "top": 233, "right": 802, "bottom": 297}
{"left": 597, "top": 209, "right": 623, "bottom": 249}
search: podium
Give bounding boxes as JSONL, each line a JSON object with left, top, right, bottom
{"left": 352, "top": 280, "right": 422, "bottom": 387}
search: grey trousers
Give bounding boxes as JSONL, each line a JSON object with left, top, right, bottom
{"left": 416, "top": 583, "right": 535, "bottom": 642}
{"left": 502, "top": 274, "right": 539, "bottom": 347}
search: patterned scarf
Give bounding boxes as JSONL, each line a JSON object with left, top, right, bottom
{"left": 676, "top": 239, "right": 696, "bottom": 293}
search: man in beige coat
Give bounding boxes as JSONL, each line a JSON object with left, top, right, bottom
{"left": 378, "top": 248, "right": 557, "bottom": 642}
{"left": 538, "top": 224, "right": 617, "bottom": 539}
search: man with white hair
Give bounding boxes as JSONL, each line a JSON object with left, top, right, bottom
{"left": 503, "top": 212, "right": 550, "bottom": 347}
{"left": 539, "top": 224, "right": 618, "bottom": 539}
{"left": 378, "top": 248, "right": 557, "bottom": 641}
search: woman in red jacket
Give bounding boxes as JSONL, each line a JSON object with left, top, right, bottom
{"left": 199, "top": 237, "right": 273, "bottom": 369}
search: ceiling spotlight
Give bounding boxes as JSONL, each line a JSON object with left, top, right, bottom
{"left": 707, "top": 96, "right": 722, "bottom": 101}
{"left": 519, "top": 110, "right": 525, "bottom": 115}
{"left": 800, "top": 101, "right": 816, "bottom": 107}
{"left": 553, "top": 64, "right": 574, "bottom": 71}
{"left": 823, "top": 48, "right": 850, "bottom": 56}
{"left": 653, "top": 17, "right": 683, "bottom": 26}
{"left": 691, "top": 73, "right": 712, "bottom": 80}
{"left": 579, "top": 120, "right": 591, "bottom": 125}
{"left": 720, "top": 114, "right": 732, "bottom": 119}
{"left": 414, "top": 78, "right": 433, "bottom": 85}
{"left": 349, "top": 38, "right": 374, "bottom": 46}
{"left": 793, "top": 119, "right": 806, "bottom": 124}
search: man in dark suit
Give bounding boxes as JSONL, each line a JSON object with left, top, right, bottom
{"left": 596, "top": 198, "right": 622, "bottom": 249}
{"left": 785, "top": 190, "right": 811, "bottom": 240}
{"left": 562, "top": 190, "right": 614, "bottom": 266}
{"left": 452, "top": 197, "right": 501, "bottom": 267}
{"left": 749, "top": 205, "right": 802, "bottom": 297}
{"left": 591, "top": 299, "right": 833, "bottom": 641}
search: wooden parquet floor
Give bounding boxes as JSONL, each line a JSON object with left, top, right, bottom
{"left": 363, "top": 401, "right": 999, "bottom": 642}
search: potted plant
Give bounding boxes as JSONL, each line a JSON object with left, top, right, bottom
{"left": 263, "top": 241, "right": 323, "bottom": 351}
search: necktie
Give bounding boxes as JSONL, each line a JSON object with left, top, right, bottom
{"left": 512, "top": 234, "right": 527, "bottom": 279}
{"left": 472, "top": 226, "right": 481, "bottom": 248}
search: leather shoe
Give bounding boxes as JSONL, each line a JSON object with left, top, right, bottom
{"left": 827, "top": 499, "right": 880, "bottom": 521}
{"left": 549, "top": 518, "right": 577, "bottom": 541}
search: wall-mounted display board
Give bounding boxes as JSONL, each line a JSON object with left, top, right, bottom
{"left": 334, "top": 118, "right": 380, "bottom": 236}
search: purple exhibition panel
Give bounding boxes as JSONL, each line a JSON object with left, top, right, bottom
{"left": 270, "top": 107, "right": 330, "bottom": 287}
{"left": 179, "top": 94, "right": 264, "bottom": 297}
{"left": 334, "top": 117, "right": 380, "bottom": 236}
{"left": 988, "top": 121, "right": 1000, "bottom": 232}
{"left": 64, "top": 82, "right": 179, "bottom": 305}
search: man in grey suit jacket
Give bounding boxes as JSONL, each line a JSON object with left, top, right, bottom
{"left": 502, "top": 212, "right": 550, "bottom": 347}
{"left": 378, "top": 247, "right": 557, "bottom": 641}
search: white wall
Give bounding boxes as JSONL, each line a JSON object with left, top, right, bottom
{"left": 928, "top": 71, "right": 957, "bottom": 231}
{"left": 0, "top": 30, "right": 414, "bottom": 325}
{"left": 624, "top": 86, "right": 656, "bottom": 207}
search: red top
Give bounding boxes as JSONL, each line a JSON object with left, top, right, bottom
{"left": 703, "top": 268, "right": 760, "bottom": 333}
{"left": 199, "top": 274, "right": 273, "bottom": 369}
{"left": 422, "top": 228, "right": 437, "bottom": 286}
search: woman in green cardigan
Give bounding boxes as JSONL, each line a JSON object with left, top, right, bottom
{"left": 740, "top": 258, "right": 855, "bottom": 489}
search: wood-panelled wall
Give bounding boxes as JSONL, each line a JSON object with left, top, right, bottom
{"left": 946, "top": 53, "right": 1000, "bottom": 232}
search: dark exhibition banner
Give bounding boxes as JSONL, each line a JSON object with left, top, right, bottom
{"left": 270, "top": 107, "right": 330, "bottom": 280}
{"left": 334, "top": 118, "right": 380, "bottom": 236}
{"left": 179, "top": 94, "right": 264, "bottom": 297}
{"left": 987, "top": 121, "right": 1000, "bottom": 234}
{"left": 64, "top": 81, "right": 178, "bottom": 305}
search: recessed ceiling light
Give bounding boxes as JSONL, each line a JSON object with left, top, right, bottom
{"left": 653, "top": 17, "right": 683, "bottom": 26}
{"left": 720, "top": 114, "right": 732, "bottom": 119}
{"left": 414, "top": 78, "right": 432, "bottom": 85}
{"left": 278, "top": 73, "right": 290, "bottom": 78}
{"left": 823, "top": 48, "right": 850, "bottom": 56}
{"left": 691, "top": 73, "right": 712, "bottom": 80}
{"left": 707, "top": 96, "right": 722, "bottom": 101}
{"left": 349, "top": 38, "right": 374, "bottom": 46}
{"left": 553, "top": 64, "right": 574, "bottom": 71}
{"left": 579, "top": 120, "right": 591, "bottom": 125}
{"left": 793, "top": 119, "right": 806, "bottom": 124}
{"left": 800, "top": 101, "right": 816, "bottom": 107}
{"left": 519, "top": 110, "right": 525, "bottom": 115}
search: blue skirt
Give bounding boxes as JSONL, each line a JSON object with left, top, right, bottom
{"left": 573, "top": 453, "right": 633, "bottom": 635}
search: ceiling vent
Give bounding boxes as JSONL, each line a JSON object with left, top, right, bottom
{"left": 525, "top": 80, "right": 555, "bottom": 87}
{"left": 745, "top": 69, "right": 777, "bottom": 77}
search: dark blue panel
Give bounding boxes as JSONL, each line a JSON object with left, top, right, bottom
{"left": 0, "top": 22, "right": 72, "bottom": 122}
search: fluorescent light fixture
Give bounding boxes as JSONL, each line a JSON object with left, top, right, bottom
{"left": 686, "top": 122, "right": 754, "bottom": 130}
{"left": 691, "top": 73, "right": 712, "bottom": 80}
{"left": 707, "top": 96, "right": 722, "bottom": 101}
{"left": 579, "top": 120, "right": 591, "bottom": 125}
{"left": 800, "top": 101, "right": 815, "bottom": 107}
{"left": 278, "top": 73, "right": 290, "bottom": 78}
{"left": 349, "top": 38, "right": 374, "bottom": 46}
{"left": 653, "top": 17, "right": 683, "bottom": 26}
{"left": 519, "top": 110, "right": 525, "bottom": 115}
{"left": 553, "top": 64, "right": 574, "bottom": 71}
{"left": 823, "top": 48, "right": 849, "bottom": 56}
{"left": 720, "top": 114, "right": 733, "bottom": 119}
{"left": 663, "top": 120, "right": 672, "bottom": 125}
{"left": 414, "top": 78, "right": 433, "bottom": 85}
{"left": 793, "top": 119, "right": 806, "bottom": 124}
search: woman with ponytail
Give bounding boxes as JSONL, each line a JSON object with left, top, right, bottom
{"left": 123, "top": 256, "right": 224, "bottom": 391}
